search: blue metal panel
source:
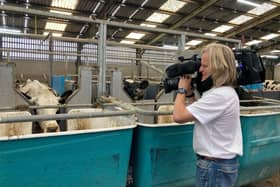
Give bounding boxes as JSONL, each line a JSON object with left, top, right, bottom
{"left": 237, "top": 113, "right": 280, "bottom": 186}
{"left": 0, "top": 128, "right": 133, "bottom": 187}
{"left": 133, "top": 113, "right": 280, "bottom": 187}
{"left": 51, "top": 75, "right": 67, "bottom": 96}
{"left": 132, "top": 124, "right": 196, "bottom": 187}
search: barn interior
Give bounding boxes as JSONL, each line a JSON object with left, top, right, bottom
{"left": 0, "top": 0, "right": 280, "bottom": 187}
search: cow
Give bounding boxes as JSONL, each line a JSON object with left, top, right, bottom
{"left": 123, "top": 79, "right": 149, "bottom": 100}
{"left": 19, "top": 79, "right": 60, "bottom": 133}
{"left": 263, "top": 80, "right": 280, "bottom": 91}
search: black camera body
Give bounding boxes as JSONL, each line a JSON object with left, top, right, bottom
{"left": 163, "top": 54, "right": 201, "bottom": 93}
{"left": 163, "top": 49, "right": 265, "bottom": 94}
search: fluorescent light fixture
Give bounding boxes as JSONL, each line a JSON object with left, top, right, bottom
{"left": 43, "top": 32, "right": 62, "bottom": 37}
{"left": 125, "top": 32, "right": 145, "bottom": 40}
{"left": 45, "top": 22, "right": 67, "bottom": 31}
{"left": 212, "top": 25, "right": 233, "bottom": 33}
{"left": 0, "top": 28, "right": 21, "bottom": 33}
{"left": 120, "top": 40, "right": 135, "bottom": 44}
{"left": 261, "top": 55, "right": 278, "bottom": 59}
{"left": 204, "top": 33, "right": 217, "bottom": 37}
{"left": 238, "top": 0, "right": 260, "bottom": 7}
{"left": 229, "top": 15, "right": 253, "bottom": 25}
{"left": 248, "top": 3, "right": 276, "bottom": 15}
{"left": 270, "top": 0, "right": 280, "bottom": 3}
{"left": 162, "top": 44, "right": 178, "bottom": 50}
{"left": 146, "top": 12, "right": 170, "bottom": 23}
{"left": 50, "top": 10, "right": 72, "bottom": 15}
{"left": 271, "top": 50, "right": 280, "bottom": 53}
{"left": 160, "top": 0, "right": 186, "bottom": 12}
{"left": 245, "top": 40, "right": 262, "bottom": 45}
{"left": 260, "top": 33, "right": 279, "bottom": 40}
{"left": 140, "top": 23, "right": 157, "bottom": 28}
{"left": 186, "top": 40, "right": 203, "bottom": 46}
{"left": 185, "top": 46, "right": 191, "bottom": 50}
{"left": 51, "top": 0, "right": 78, "bottom": 10}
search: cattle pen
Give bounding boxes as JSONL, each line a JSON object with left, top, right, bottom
{"left": 0, "top": 2, "right": 280, "bottom": 187}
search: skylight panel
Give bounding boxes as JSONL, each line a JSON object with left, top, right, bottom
{"left": 50, "top": 10, "right": 72, "bottom": 15}
{"left": 126, "top": 32, "right": 145, "bottom": 40}
{"left": 140, "top": 23, "right": 157, "bottom": 28}
{"left": 120, "top": 40, "right": 135, "bottom": 44}
{"left": 43, "top": 31, "right": 62, "bottom": 37}
{"left": 248, "top": 3, "right": 276, "bottom": 15}
{"left": 160, "top": 0, "right": 186, "bottom": 12}
{"left": 204, "top": 33, "right": 217, "bottom": 37}
{"left": 260, "top": 33, "right": 279, "bottom": 40}
{"left": 146, "top": 12, "right": 170, "bottom": 23}
{"left": 45, "top": 22, "right": 67, "bottom": 31}
{"left": 229, "top": 15, "right": 253, "bottom": 25}
{"left": 237, "top": 0, "right": 261, "bottom": 7}
{"left": 186, "top": 40, "right": 203, "bottom": 46}
{"left": 51, "top": 0, "right": 78, "bottom": 10}
{"left": 245, "top": 40, "right": 262, "bottom": 45}
{"left": 212, "top": 25, "right": 233, "bottom": 33}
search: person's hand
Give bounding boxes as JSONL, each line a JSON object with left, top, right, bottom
{"left": 178, "top": 74, "right": 192, "bottom": 91}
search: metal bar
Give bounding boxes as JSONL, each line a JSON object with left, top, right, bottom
{"left": 0, "top": 104, "right": 97, "bottom": 111}
{"left": 139, "top": 61, "right": 164, "bottom": 75}
{"left": 240, "top": 105, "right": 280, "bottom": 111}
{"left": 49, "top": 35, "right": 53, "bottom": 86}
{"left": 97, "top": 23, "right": 107, "bottom": 96}
{"left": 178, "top": 34, "right": 186, "bottom": 53}
{"left": 0, "top": 111, "right": 134, "bottom": 124}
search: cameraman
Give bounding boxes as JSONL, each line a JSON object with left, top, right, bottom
{"left": 173, "top": 43, "right": 243, "bottom": 187}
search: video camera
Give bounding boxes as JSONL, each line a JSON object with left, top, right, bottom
{"left": 163, "top": 48, "right": 265, "bottom": 94}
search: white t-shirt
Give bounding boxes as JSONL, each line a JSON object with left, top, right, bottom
{"left": 187, "top": 86, "right": 243, "bottom": 159}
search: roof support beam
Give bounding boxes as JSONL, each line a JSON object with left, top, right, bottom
{"left": 224, "top": 7, "right": 280, "bottom": 38}
{"left": 147, "top": 0, "right": 219, "bottom": 45}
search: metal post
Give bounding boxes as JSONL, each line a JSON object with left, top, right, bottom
{"left": 0, "top": 34, "right": 2, "bottom": 62}
{"left": 49, "top": 34, "right": 54, "bottom": 87}
{"left": 136, "top": 48, "right": 142, "bottom": 77}
{"left": 97, "top": 22, "right": 107, "bottom": 96}
{"left": 76, "top": 42, "right": 83, "bottom": 74}
{"left": 178, "top": 34, "right": 186, "bottom": 55}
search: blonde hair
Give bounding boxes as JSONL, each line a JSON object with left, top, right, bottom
{"left": 202, "top": 43, "right": 237, "bottom": 87}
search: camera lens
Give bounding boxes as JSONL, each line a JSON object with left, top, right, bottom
{"left": 163, "top": 77, "right": 180, "bottom": 93}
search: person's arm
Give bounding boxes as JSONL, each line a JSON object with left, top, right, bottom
{"left": 173, "top": 75, "right": 195, "bottom": 123}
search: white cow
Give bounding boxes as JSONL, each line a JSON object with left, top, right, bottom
{"left": 19, "top": 79, "right": 60, "bottom": 133}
